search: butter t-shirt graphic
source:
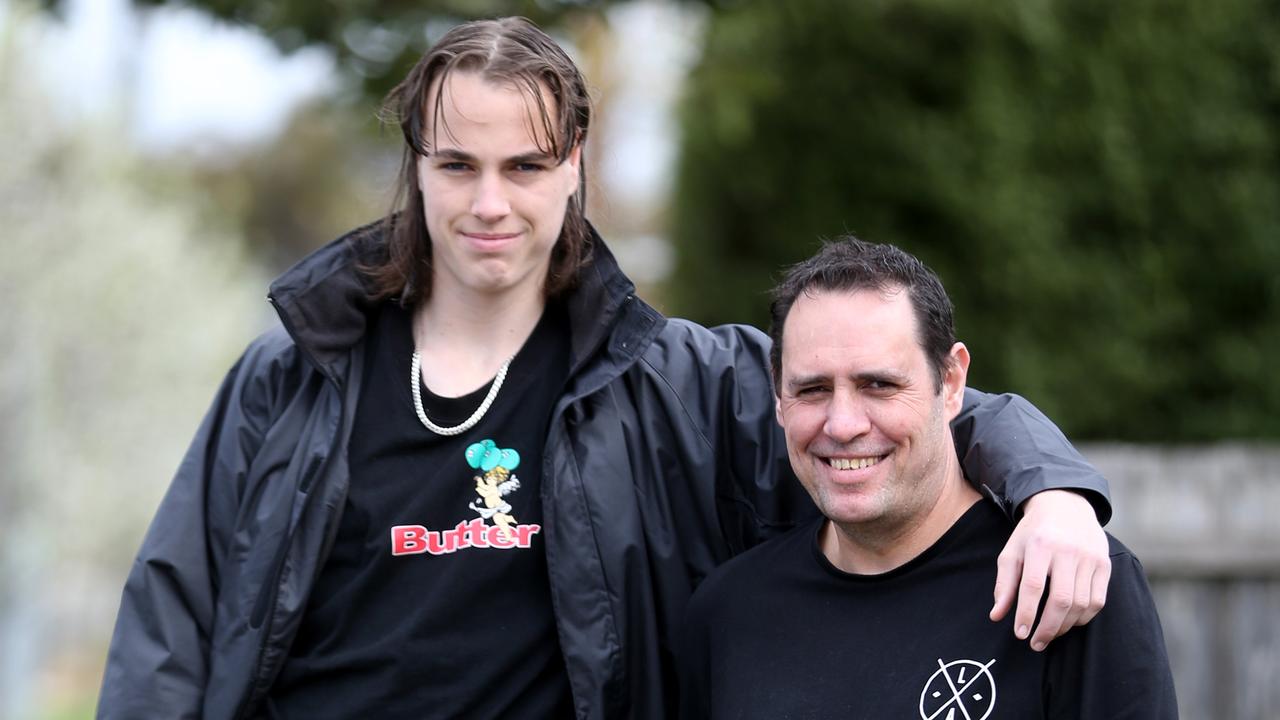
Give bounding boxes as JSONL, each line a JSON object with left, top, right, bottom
{"left": 390, "top": 439, "right": 544, "bottom": 556}
{"left": 268, "top": 300, "right": 574, "bottom": 719}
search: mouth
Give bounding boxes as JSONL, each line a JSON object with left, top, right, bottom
{"left": 825, "top": 454, "right": 888, "bottom": 471}
{"left": 461, "top": 231, "right": 521, "bottom": 241}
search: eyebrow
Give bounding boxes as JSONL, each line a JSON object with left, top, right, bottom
{"left": 428, "top": 148, "right": 558, "bottom": 165}
{"left": 428, "top": 148, "right": 476, "bottom": 163}
{"left": 785, "top": 373, "right": 829, "bottom": 391}
{"left": 785, "top": 369, "right": 909, "bottom": 391}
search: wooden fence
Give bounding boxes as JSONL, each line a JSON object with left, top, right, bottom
{"left": 1083, "top": 444, "right": 1280, "bottom": 719}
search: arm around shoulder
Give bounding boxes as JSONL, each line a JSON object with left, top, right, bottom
{"left": 957, "top": 388, "right": 1116, "bottom": 648}
{"left": 952, "top": 387, "right": 1111, "bottom": 523}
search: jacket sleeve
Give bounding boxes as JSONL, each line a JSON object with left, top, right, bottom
{"left": 952, "top": 388, "right": 1112, "bottom": 524}
{"left": 96, "top": 336, "right": 282, "bottom": 720}
{"left": 689, "top": 322, "right": 819, "bottom": 553}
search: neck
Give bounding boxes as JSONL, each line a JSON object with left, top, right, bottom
{"left": 412, "top": 280, "right": 547, "bottom": 397}
{"left": 821, "top": 454, "right": 981, "bottom": 575}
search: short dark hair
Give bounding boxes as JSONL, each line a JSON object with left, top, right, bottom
{"left": 363, "top": 16, "right": 592, "bottom": 304}
{"left": 768, "top": 235, "right": 956, "bottom": 394}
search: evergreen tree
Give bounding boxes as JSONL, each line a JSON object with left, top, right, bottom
{"left": 671, "top": 0, "right": 1280, "bottom": 440}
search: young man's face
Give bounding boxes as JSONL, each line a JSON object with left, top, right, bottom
{"left": 416, "top": 71, "right": 581, "bottom": 300}
{"left": 775, "top": 287, "right": 967, "bottom": 532}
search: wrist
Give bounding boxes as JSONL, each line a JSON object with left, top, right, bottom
{"left": 1022, "top": 488, "right": 1093, "bottom": 519}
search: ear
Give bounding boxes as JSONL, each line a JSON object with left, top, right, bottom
{"left": 564, "top": 142, "right": 583, "bottom": 197}
{"left": 775, "top": 394, "right": 785, "bottom": 427}
{"left": 942, "top": 342, "right": 970, "bottom": 422}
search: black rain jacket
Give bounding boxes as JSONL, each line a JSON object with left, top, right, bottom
{"left": 97, "top": 222, "right": 1111, "bottom": 719}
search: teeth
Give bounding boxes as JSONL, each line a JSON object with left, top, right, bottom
{"left": 830, "top": 456, "right": 882, "bottom": 470}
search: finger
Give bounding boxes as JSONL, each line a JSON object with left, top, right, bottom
{"left": 989, "top": 547, "right": 1022, "bottom": 622}
{"left": 1033, "top": 558, "right": 1092, "bottom": 648}
{"left": 1065, "top": 557, "right": 1097, "bottom": 629}
{"left": 1079, "top": 554, "right": 1112, "bottom": 627}
{"left": 1014, "top": 544, "right": 1053, "bottom": 646}
{"left": 1029, "top": 553, "right": 1078, "bottom": 652}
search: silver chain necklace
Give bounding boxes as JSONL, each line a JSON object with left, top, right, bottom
{"left": 410, "top": 351, "right": 512, "bottom": 436}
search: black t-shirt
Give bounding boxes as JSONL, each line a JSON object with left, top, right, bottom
{"left": 678, "top": 500, "right": 1178, "bottom": 719}
{"left": 267, "top": 300, "right": 574, "bottom": 719}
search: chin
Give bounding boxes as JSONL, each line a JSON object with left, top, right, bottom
{"left": 819, "top": 501, "right": 878, "bottom": 526}
{"left": 464, "top": 269, "right": 515, "bottom": 291}
{"left": 826, "top": 511, "right": 881, "bottom": 527}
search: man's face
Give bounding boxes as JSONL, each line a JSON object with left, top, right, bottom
{"left": 775, "top": 287, "right": 967, "bottom": 530}
{"left": 416, "top": 71, "right": 581, "bottom": 300}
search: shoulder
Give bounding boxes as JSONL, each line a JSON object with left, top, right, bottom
{"left": 1106, "top": 532, "right": 1136, "bottom": 560}
{"left": 1051, "top": 532, "right": 1166, "bottom": 653}
{"left": 238, "top": 324, "right": 310, "bottom": 388}
{"left": 1102, "top": 533, "right": 1160, "bottom": 612}
{"left": 220, "top": 323, "right": 322, "bottom": 426}
{"left": 642, "top": 319, "right": 773, "bottom": 390}
{"left": 1043, "top": 534, "right": 1178, "bottom": 715}
{"left": 241, "top": 323, "right": 299, "bottom": 367}
{"left": 653, "top": 318, "right": 771, "bottom": 357}
{"left": 1104, "top": 533, "right": 1150, "bottom": 586}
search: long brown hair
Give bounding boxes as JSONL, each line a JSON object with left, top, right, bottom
{"left": 366, "top": 16, "right": 593, "bottom": 304}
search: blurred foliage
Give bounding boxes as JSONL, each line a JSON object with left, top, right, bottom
{"left": 42, "top": 0, "right": 716, "bottom": 103}
{"left": 1, "top": 6, "right": 274, "bottom": 714}
{"left": 178, "top": 100, "right": 398, "bottom": 270}
{"left": 671, "top": 0, "right": 1280, "bottom": 441}
{"left": 139, "top": 0, "right": 601, "bottom": 101}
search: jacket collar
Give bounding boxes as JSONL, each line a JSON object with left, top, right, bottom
{"left": 562, "top": 226, "right": 639, "bottom": 374}
{"left": 268, "top": 220, "right": 638, "bottom": 381}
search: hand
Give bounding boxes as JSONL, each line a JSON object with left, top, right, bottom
{"left": 989, "top": 489, "right": 1111, "bottom": 651}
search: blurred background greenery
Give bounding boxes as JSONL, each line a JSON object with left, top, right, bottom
{"left": 2, "top": 0, "right": 1277, "bottom": 717}
{"left": 672, "top": 0, "right": 1280, "bottom": 442}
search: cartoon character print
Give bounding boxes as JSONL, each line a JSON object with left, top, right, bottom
{"left": 465, "top": 439, "right": 522, "bottom": 543}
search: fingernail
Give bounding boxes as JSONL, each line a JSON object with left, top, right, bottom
{"left": 1032, "top": 641, "right": 1045, "bottom": 652}
{"left": 1017, "top": 624, "right": 1029, "bottom": 639}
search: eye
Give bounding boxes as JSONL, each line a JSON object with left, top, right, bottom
{"left": 513, "top": 162, "right": 548, "bottom": 173}
{"left": 439, "top": 161, "right": 471, "bottom": 172}
{"left": 863, "top": 379, "right": 899, "bottom": 394}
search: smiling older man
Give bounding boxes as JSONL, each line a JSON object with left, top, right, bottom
{"left": 678, "top": 236, "right": 1178, "bottom": 719}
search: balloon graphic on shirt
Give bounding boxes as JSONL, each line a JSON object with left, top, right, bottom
{"left": 466, "top": 439, "right": 520, "bottom": 473}
{"left": 465, "top": 439, "right": 523, "bottom": 542}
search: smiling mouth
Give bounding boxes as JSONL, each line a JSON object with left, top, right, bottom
{"left": 826, "top": 455, "right": 887, "bottom": 471}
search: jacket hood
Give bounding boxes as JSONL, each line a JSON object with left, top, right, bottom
{"left": 267, "top": 219, "right": 637, "bottom": 381}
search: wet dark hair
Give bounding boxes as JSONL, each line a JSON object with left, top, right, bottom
{"left": 364, "top": 16, "right": 592, "bottom": 303}
{"left": 768, "top": 235, "right": 956, "bottom": 394}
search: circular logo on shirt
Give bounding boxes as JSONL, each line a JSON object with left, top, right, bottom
{"left": 918, "top": 658, "right": 997, "bottom": 720}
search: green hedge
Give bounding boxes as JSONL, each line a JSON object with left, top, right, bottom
{"left": 669, "top": 0, "right": 1280, "bottom": 441}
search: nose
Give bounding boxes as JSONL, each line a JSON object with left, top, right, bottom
{"left": 823, "top": 388, "right": 871, "bottom": 443}
{"left": 470, "top": 172, "right": 511, "bottom": 224}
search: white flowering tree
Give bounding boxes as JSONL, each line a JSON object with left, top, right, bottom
{"left": 0, "top": 9, "right": 271, "bottom": 717}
